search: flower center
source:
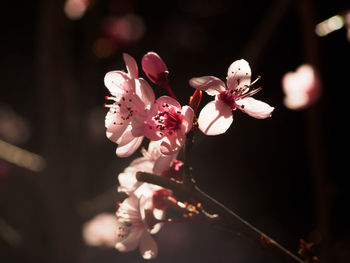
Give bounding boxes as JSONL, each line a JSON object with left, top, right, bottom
{"left": 218, "top": 90, "right": 237, "bottom": 109}
{"left": 153, "top": 104, "right": 182, "bottom": 134}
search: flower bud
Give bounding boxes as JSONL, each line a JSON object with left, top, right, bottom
{"left": 142, "top": 52, "right": 169, "bottom": 85}
{"left": 189, "top": 89, "right": 202, "bottom": 114}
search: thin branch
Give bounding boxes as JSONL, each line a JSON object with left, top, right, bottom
{"left": 182, "top": 130, "right": 196, "bottom": 187}
{"left": 136, "top": 171, "right": 304, "bottom": 263}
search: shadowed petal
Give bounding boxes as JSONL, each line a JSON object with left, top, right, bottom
{"left": 181, "top": 106, "right": 194, "bottom": 134}
{"left": 123, "top": 53, "right": 138, "bottom": 79}
{"left": 135, "top": 78, "right": 155, "bottom": 108}
{"left": 198, "top": 100, "right": 233, "bottom": 135}
{"left": 116, "top": 126, "right": 144, "bottom": 157}
{"left": 189, "top": 76, "right": 226, "bottom": 96}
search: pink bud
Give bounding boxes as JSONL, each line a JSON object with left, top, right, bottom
{"left": 142, "top": 52, "right": 169, "bottom": 85}
{"left": 189, "top": 90, "right": 202, "bottom": 114}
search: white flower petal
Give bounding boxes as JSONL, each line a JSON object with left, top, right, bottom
{"left": 104, "top": 71, "right": 129, "bottom": 96}
{"left": 135, "top": 78, "right": 155, "bottom": 108}
{"left": 198, "top": 100, "right": 233, "bottom": 135}
{"left": 116, "top": 126, "right": 144, "bottom": 157}
{"left": 105, "top": 110, "right": 129, "bottom": 142}
{"left": 227, "top": 59, "right": 251, "bottom": 91}
{"left": 181, "top": 106, "right": 194, "bottom": 134}
{"left": 118, "top": 171, "right": 140, "bottom": 193}
{"left": 160, "top": 131, "right": 185, "bottom": 155}
{"left": 153, "top": 154, "right": 175, "bottom": 175}
{"left": 189, "top": 76, "right": 226, "bottom": 96}
{"left": 156, "top": 96, "right": 181, "bottom": 110}
{"left": 139, "top": 232, "right": 158, "bottom": 260}
{"left": 123, "top": 53, "right": 138, "bottom": 79}
{"left": 236, "top": 97, "right": 274, "bottom": 119}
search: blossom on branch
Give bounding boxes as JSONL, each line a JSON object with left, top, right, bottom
{"left": 189, "top": 59, "right": 274, "bottom": 135}
{"left": 104, "top": 53, "right": 155, "bottom": 157}
{"left": 132, "top": 96, "right": 194, "bottom": 155}
{"left": 115, "top": 195, "right": 163, "bottom": 259}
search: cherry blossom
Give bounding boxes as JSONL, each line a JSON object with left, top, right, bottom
{"left": 115, "top": 192, "right": 165, "bottom": 259}
{"left": 132, "top": 96, "right": 194, "bottom": 155}
{"left": 189, "top": 59, "right": 274, "bottom": 135}
{"left": 282, "top": 64, "right": 322, "bottom": 110}
{"left": 82, "top": 213, "right": 117, "bottom": 247}
{"left": 104, "top": 53, "right": 155, "bottom": 157}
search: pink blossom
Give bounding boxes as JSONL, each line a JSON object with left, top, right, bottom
{"left": 132, "top": 96, "right": 194, "bottom": 155}
{"left": 189, "top": 59, "right": 274, "bottom": 135}
{"left": 104, "top": 53, "right": 155, "bottom": 157}
{"left": 115, "top": 194, "right": 164, "bottom": 259}
{"left": 282, "top": 64, "right": 322, "bottom": 110}
{"left": 142, "top": 52, "right": 169, "bottom": 85}
{"left": 82, "top": 213, "right": 117, "bottom": 247}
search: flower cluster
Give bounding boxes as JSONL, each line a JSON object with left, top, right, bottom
{"left": 101, "top": 52, "right": 274, "bottom": 259}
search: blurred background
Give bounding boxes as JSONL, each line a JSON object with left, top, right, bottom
{"left": 0, "top": 0, "right": 349, "bottom": 262}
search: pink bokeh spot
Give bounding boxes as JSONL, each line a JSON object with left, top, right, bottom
{"left": 282, "top": 64, "right": 322, "bottom": 110}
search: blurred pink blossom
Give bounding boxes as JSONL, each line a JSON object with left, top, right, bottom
{"left": 82, "top": 213, "right": 117, "bottom": 248}
{"left": 64, "top": 0, "right": 89, "bottom": 20}
{"left": 189, "top": 59, "right": 274, "bottom": 135}
{"left": 104, "top": 53, "right": 155, "bottom": 157}
{"left": 132, "top": 96, "right": 194, "bottom": 155}
{"left": 282, "top": 64, "right": 322, "bottom": 110}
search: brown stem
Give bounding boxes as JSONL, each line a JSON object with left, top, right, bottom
{"left": 160, "top": 81, "right": 178, "bottom": 100}
{"left": 136, "top": 171, "right": 304, "bottom": 263}
{"left": 182, "top": 130, "right": 196, "bottom": 187}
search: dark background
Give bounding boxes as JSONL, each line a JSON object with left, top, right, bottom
{"left": 0, "top": 0, "right": 349, "bottom": 262}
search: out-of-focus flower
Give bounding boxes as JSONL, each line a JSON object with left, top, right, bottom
{"left": 132, "top": 96, "right": 194, "bottom": 155}
{"left": 142, "top": 52, "right": 169, "bottom": 85}
{"left": 93, "top": 14, "right": 146, "bottom": 58}
{"left": 115, "top": 194, "right": 163, "bottom": 259}
{"left": 189, "top": 59, "right": 274, "bottom": 135}
{"left": 82, "top": 213, "right": 117, "bottom": 247}
{"left": 345, "top": 11, "right": 350, "bottom": 42}
{"left": 104, "top": 53, "right": 155, "bottom": 157}
{"left": 64, "top": 0, "right": 89, "bottom": 20}
{"left": 282, "top": 64, "right": 322, "bottom": 110}
{"left": 0, "top": 106, "right": 31, "bottom": 145}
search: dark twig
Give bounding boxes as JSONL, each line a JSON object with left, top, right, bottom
{"left": 136, "top": 171, "right": 304, "bottom": 263}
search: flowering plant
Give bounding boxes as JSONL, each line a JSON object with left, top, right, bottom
{"left": 102, "top": 52, "right": 311, "bottom": 262}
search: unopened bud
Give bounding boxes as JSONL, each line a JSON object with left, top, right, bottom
{"left": 142, "top": 52, "right": 169, "bottom": 85}
{"left": 189, "top": 90, "right": 202, "bottom": 114}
